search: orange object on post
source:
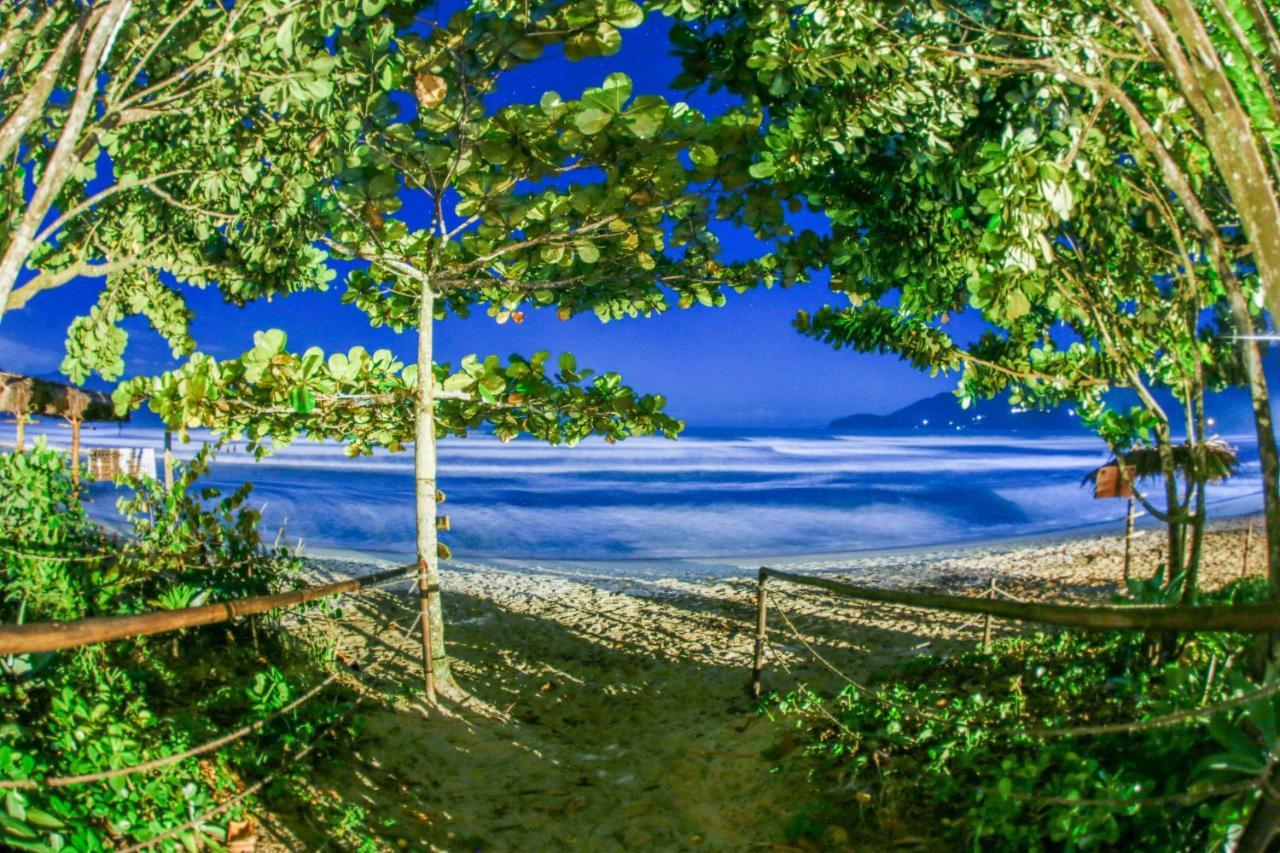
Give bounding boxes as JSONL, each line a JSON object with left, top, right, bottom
{"left": 1094, "top": 464, "right": 1136, "bottom": 499}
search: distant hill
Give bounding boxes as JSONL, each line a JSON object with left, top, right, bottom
{"left": 831, "top": 392, "right": 1084, "bottom": 433}
{"left": 831, "top": 386, "right": 1266, "bottom": 436}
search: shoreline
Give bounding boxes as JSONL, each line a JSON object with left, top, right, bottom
{"left": 305, "top": 509, "right": 1267, "bottom": 587}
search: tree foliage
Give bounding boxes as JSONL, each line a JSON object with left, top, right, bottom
{"left": 107, "top": 1, "right": 782, "bottom": 452}
{"left": 666, "top": 0, "right": 1280, "bottom": 599}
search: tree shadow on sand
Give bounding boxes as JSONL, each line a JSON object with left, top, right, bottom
{"left": 258, "top": 574, "right": 955, "bottom": 851}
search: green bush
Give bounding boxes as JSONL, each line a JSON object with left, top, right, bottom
{"left": 0, "top": 444, "right": 355, "bottom": 851}
{"left": 769, "top": 577, "right": 1276, "bottom": 850}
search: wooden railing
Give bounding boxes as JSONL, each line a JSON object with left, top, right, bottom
{"left": 0, "top": 563, "right": 415, "bottom": 655}
{"left": 750, "top": 566, "right": 1280, "bottom": 698}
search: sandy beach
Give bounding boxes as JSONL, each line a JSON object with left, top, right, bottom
{"left": 255, "top": 515, "right": 1268, "bottom": 850}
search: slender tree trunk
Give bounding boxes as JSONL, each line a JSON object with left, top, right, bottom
{"left": 1124, "top": 497, "right": 1135, "bottom": 584}
{"left": 1155, "top": 425, "right": 1185, "bottom": 583}
{"left": 414, "top": 278, "right": 456, "bottom": 699}
{"left": 1143, "top": 0, "right": 1280, "bottom": 324}
{"left": 14, "top": 414, "right": 24, "bottom": 453}
{"left": 1184, "top": 480, "right": 1206, "bottom": 603}
{"left": 1183, "top": 377, "right": 1209, "bottom": 604}
{"left": 0, "top": 8, "right": 90, "bottom": 164}
{"left": 1224, "top": 290, "right": 1280, "bottom": 601}
{"left": 1237, "top": 780, "right": 1280, "bottom": 853}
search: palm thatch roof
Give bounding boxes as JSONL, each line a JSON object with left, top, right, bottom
{"left": 0, "top": 372, "right": 123, "bottom": 422}
{"left": 1082, "top": 438, "right": 1238, "bottom": 485}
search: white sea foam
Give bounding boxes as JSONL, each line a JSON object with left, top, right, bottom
{"left": 4, "top": 421, "right": 1265, "bottom": 561}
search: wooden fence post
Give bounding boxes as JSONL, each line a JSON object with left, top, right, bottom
{"left": 163, "top": 429, "right": 174, "bottom": 491}
{"left": 751, "top": 567, "right": 769, "bottom": 698}
{"left": 982, "top": 576, "right": 995, "bottom": 652}
{"left": 1123, "top": 497, "right": 1136, "bottom": 583}
{"left": 1243, "top": 520, "right": 1255, "bottom": 578}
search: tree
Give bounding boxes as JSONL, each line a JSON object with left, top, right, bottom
{"left": 111, "top": 2, "right": 778, "bottom": 700}
{"left": 0, "top": 0, "right": 399, "bottom": 327}
{"left": 669, "top": 2, "right": 1280, "bottom": 842}
{"left": 665, "top": 0, "right": 1280, "bottom": 597}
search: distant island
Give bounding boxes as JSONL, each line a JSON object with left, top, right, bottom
{"left": 831, "top": 388, "right": 1262, "bottom": 435}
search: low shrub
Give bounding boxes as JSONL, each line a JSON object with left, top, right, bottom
{"left": 0, "top": 443, "right": 356, "bottom": 850}
{"left": 768, "top": 576, "right": 1276, "bottom": 850}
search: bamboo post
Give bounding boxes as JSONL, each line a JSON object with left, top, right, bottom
{"left": 982, "top": 576, "right": 995, "bottom": 652}
{"left": 163, "top": 429, "right": 174, "bottom": 491}
{"left": 417, "top": 556, "right": 436, "bottom": 704}
{"left": 69, "top": 417, "right": 81, "bottom": 487}
{"left": 1123, "top": 497, "right": 1136, "bottom": 583}
{"left": 1242, "top": 520, "right": 1255, "bottom": 578}
{"left": 751, "top": 567, "right": 769, "bottom": 698}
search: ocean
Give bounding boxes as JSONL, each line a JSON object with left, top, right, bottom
{"left": 6, "top": 422, "right": 1264, "bottom": 563}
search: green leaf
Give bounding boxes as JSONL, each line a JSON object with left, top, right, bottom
{"left": 748, "top": 160, "right": 775, "bottom": 179}
{"left": 478, "top": 140, "right": 514, "bottom": 164}
{"left": 510, "top": 36, "right": 543, "bottom": 60}
{"left": 289, "top": 387, "right": 316, "bottom": 414}
{"left": 574, "top": 108, "right": 613, "bottom": 135}
{"left": 275, "top": 13, "right": 296, "bottom": 59}
{"left": 622, "top": 95, "right": 666, "bottom": 139}
{"left": 689, "top": 144, "right": 718, "bottom": 168}
{"left": 540, "top": 91, "right": 563, "bottom": 114}
{"left": 607, "top": 0, "right": 645, "bottom": 28}
{"left": 254, "top": 329, "right": 287, "bottom": 354}
{"left": 585, "top": 73, "right": 632, "bottom": 113}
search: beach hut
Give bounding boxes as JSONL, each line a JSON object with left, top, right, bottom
{"left": 1084, "top": 439, "right": 1239, "bottom": 580}
{"left": 0, "top": 371, "right": 125, "bottom": 482}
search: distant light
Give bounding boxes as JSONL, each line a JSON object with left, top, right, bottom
{"left": 922, "top": 418, "right": 929, "bottom": 425}
{"left": 1010, "top": 406, "right": 1025, "bottom": 414}
{"left": 1068, "top": 409, "right": 1076, "bottom": 417}
{"left": 1208, "top": 417, "right": 1216, "bottom": 426}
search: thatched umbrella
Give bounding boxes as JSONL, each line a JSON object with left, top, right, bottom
{"left": 1082, "top": 439, "right": 1240, "bottom": 489}
{"left": 1083, "top": 439, "right": 1238, "bottom": 582}
{"left": 0, "top": 375, "right": 33, "bottom": 451}
{"left": 0, "top": 372, "right": 124, "bottom": 479}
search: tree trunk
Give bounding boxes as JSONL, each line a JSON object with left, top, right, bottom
{"left": 414, "top": 278, "right": 456, "bottom": 700}
{"left": 1223, "top": 289, "right": 1280, "bottom": 601}
{"left": 14, "top": 414, "right": 23, "bottom": 452}
{"left": 0, "top": 0, "right": 128, "bottom": 325}
{"left": 1155, "top": 425, "right": 1185, "bottom": 584}
{"left": 1148, "top": 0, "right": 1280, "bottom": 326}
{"left": 1183, "top": 480, "right": 1206, "bottom": 604}
{"left": 1183, "top": 375, "right": 1209, "bottom": 604}
{"left": 1237, "top": 780, "right": 1280, "bottom": 853}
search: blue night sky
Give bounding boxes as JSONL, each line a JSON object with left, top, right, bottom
{"left": 0, "top": 12, "right": 961, "bottom": 428}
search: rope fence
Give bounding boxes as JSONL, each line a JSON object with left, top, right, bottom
{"left": 0, "top": 551, "right": 428, "bottom": 848}
{"left": 0, "top": 563, "right": 417, "bottom": 656}
{"left": 749, "top": 564, "right": 1280, "bottom": 815}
